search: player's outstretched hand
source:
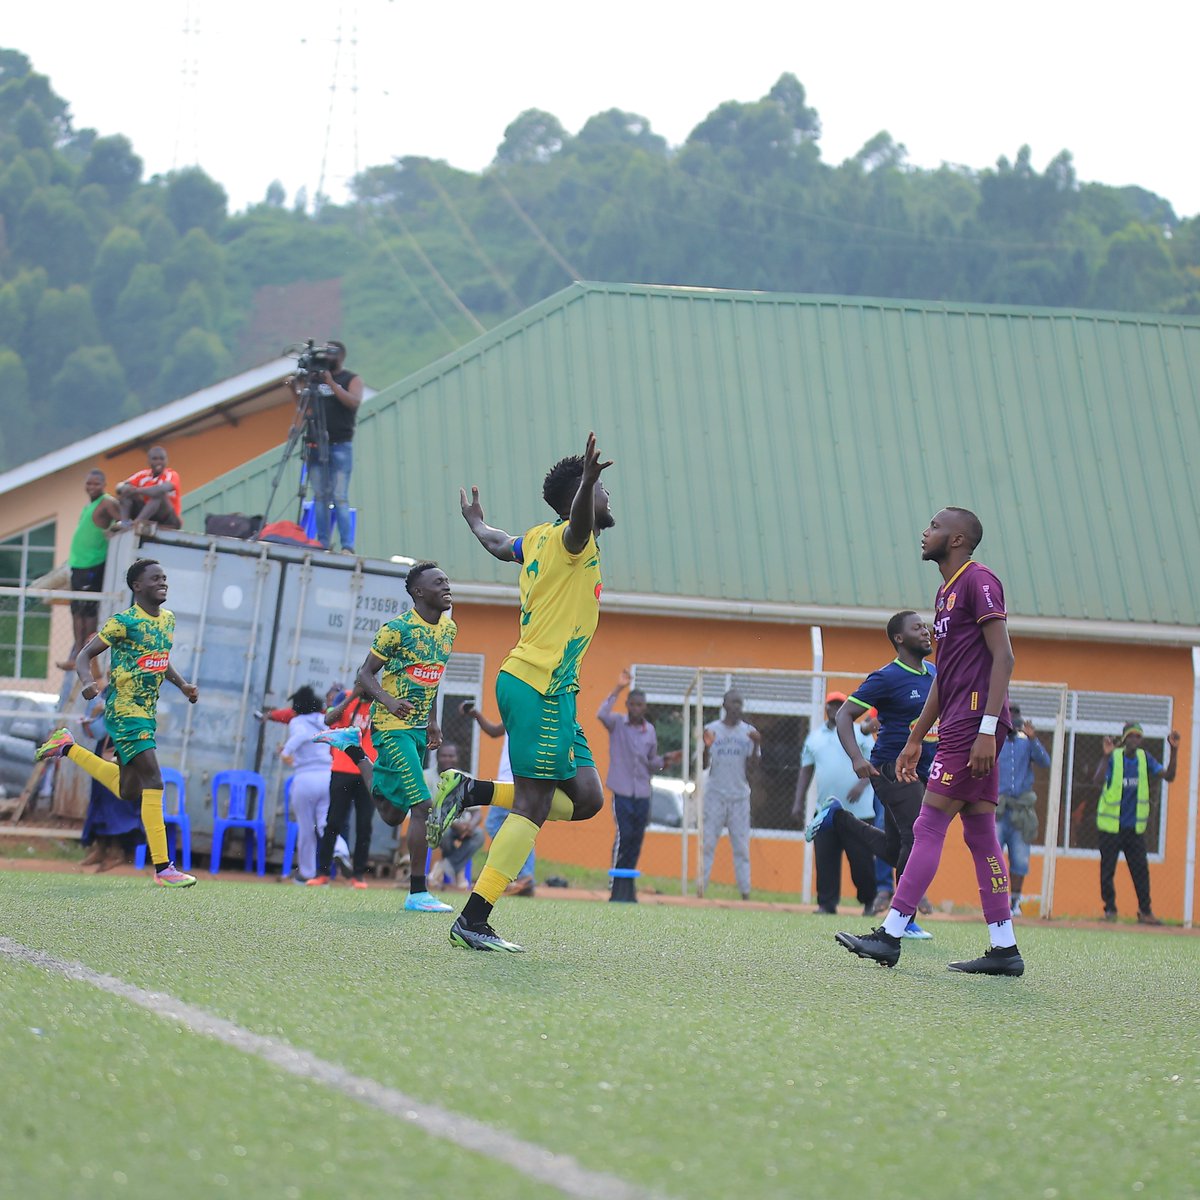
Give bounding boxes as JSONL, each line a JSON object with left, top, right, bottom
{"left": 896, "top": 742, "right": 921, "bottom": 783}
{"left": 460, "top": 486, "right": 485, "bottom": 526}
{"left": 969, "top": 733, "right": 996, "bottom": 777}
{"left": 1101, "top": 735, "right": 1115, "bottom": 754}
{"left": 581, "top": 431, "right": 614, "bottom": 485}
{"left": 1168, "top": 730, "right": 1181, "bottom": 748}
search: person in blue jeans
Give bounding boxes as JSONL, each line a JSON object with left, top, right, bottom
{"left": 995, "top": 703, "right": 1052, "bottom": 917}
{"left": 292, "top": 340, "right": 363, "bottom": 553}
{"left": 598, "top": 669, "right": 682, "bottom": 902}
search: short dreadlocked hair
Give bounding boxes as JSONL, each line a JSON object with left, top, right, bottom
{"left": 405, "top": 561, "right": 439, "bottom": 598}
{"left": 543, "top": 455, "right": 586, "bottom": 516}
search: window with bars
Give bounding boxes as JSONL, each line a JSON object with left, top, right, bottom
{"left": 0, "top": 521, "right": 56, "bottom": 679}
{"left": 634, "top": 665, "right": 1175, "bottom": 853}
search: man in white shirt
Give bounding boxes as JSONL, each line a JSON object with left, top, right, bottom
{"left": 700, "top": 690, "right": 761, "bottom": 900}
{"left": 793, "top": 691, "right": 877, "bottom": 915}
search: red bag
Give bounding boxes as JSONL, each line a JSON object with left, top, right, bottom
{"left": 257, "top": 520, "right": 323, "bottom": 547}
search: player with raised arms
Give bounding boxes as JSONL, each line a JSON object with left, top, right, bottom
{"left": 836, "top": 508, "right": 1023, "bottom": 975}
{"left": 319, "top": 562, "right": 458, "bottom": 912}
{"left": 426, "top": 432, "right": 613, "bottom": 951}
{"left": 37, "top": 558, "right": 199, "bottom": 887}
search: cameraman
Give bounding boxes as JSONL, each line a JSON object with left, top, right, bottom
{"left": 292, "top": 340, "right": 364, "bottom": 554}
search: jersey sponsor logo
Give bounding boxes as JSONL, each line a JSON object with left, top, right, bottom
{"left": 137, "top": 651, "right": 170, "bottom": 673}
{"left": 981, "top": 583, "right": 995, "bottom": 610}
{"left": 405, "top": 662, "right": 445, "bottom": 687}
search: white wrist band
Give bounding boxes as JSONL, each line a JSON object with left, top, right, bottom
{"left": 979, "top": 715, "right": 999, "bottom": 736}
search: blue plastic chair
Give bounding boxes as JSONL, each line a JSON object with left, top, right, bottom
{"left": 209, "top": 769, "right": 268, "bottom": 876}
{"left": 133, "top": 767, "right": 191, "bottom": 870}
{"left": 300, "top": 500, "right": 357, "bottom": 548}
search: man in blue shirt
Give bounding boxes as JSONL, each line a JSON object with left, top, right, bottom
{"left": 1091, "top": 721, "right": 1179, "bottom": 925}
{"left": 809, "top": 610, "right": 938, "bottom": 935}
{"left": 995, "top": 704, "right": 1052, "bottom": 918}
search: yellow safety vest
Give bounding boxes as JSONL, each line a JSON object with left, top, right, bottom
{"left": 1096, "top": 748, "right": 1150, "bottom": 835}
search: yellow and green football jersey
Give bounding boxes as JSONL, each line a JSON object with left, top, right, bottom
{"left": 370, "top": 609, "right": 457, "bottom": 731}
{"left": 99, "top": 604, "right": 175, "bottom": 722}
{"left": 501, "top": 520, "right": 601, "bottom": 697}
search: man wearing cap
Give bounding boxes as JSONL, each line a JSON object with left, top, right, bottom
{"left": 793, "top": 692, "right": 877, "bottom": 915}
{"left": 1091, "top": 721, "right": 1179, "bottom": 925}
{"left": 995, "top": 704, "right": 1051, "bottom": 917}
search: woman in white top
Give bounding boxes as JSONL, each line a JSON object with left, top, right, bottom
{"left": 281, "top": 685, "right": 333, "bottom": 882}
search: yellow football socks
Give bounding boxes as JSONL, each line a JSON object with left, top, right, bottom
{"left": 66, "top": 744, "right": 121, "bottom": 794}
{"left": 473, "top": 813, "right": 540, "bottom": 904}
{"left": 140, "top": 788, "right": 169, "bottom": 865}
{"left": 487, "top": 782, "right": 574, "bottom": 821}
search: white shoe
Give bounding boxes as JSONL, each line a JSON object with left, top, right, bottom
{"left": 1011, "top": 898, "right": 1023, "bottom": 918}
{"left": 333, "top": 835, "right": 352, "bottom": 875}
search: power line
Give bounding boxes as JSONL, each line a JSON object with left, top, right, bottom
{"left": 489, "top": 175, "right": 580, "bottom": 281}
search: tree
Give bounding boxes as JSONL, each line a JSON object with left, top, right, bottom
{"left": 0, "top": 154, "right": 37, "bottom": 226}
{"left": 91, "top": 226, "right": 147, "bottom": 326}
{"left": 0, "top": 347, "right": 24, "bottom": 466}
{"left": 80, "top": 134, "right": 143, "bottom": 201}
{"left": 495, "top": 109, "right": 570, "bottom": 166}
{"left": 111, "top": 263, "right": 168, "bottom": 391}
{"left": 576, "top": 109, "right": 667, "bottom": 156}
{"left": 25, "top": 284, "right": 99, "bottom": 383}
{"left": 265, "top": 179, "right": 286, "bottom": 207}
{"left": 162, "top": 280, "right": 214, "bottom": 347}
{"left": 12, "top": 186, "right": 95, "bottom": 285}
{"left": 164, "top": 166, "right": 228, "bottom": 237}
{"left": 47, "top": 345, "right": 129, "bottom": 438}
{"left": 155, "top": 326, "right": 232, "bottom": 401}
{"left": 136, "top": 207, "right": 178, "bottom": 259}
{"left": 163, "top": 227, "right": 225, "bottom": 308}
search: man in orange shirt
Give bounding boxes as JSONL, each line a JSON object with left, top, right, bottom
{"left": 117, "top": 446, "right": 183, "bottom": 530}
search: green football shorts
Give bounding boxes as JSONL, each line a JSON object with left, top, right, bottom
{"left": 495, "top": 671, "right": 594, "bottom": 780}
{"left": 105, "top": 712, "right": 157, "bottom": 765}
{"left": 371, "top": 726, "right": 430, "bottom": 814}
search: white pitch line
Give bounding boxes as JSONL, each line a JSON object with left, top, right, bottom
{"left": 0, "top": 937, "right": 663, "bottom": 1200}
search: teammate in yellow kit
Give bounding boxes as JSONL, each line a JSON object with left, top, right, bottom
{"left": 427, "top": 432, "right": 614, "bottom": 951}
{"left": 37, "top": 558, "right": 199, "bottom": 886}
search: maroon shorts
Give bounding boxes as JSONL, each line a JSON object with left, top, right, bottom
{"left": 925, "top": 723, "right": 1009, "bottom": 804}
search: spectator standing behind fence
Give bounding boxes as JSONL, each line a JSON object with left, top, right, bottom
{"left": 598, "top": 668, "right": 682, "bottom": 903}
{"left": 1092, "top": 721, "right": 1179, "bottom": 925}
{"left": 116, "top": 446, "right": 182, "bottom": 530}
{"left": 700, "top": 690, "right": 760, "bottom": 900}
{"left": 289, "top": 341, "right": 363, "bottom": 554}
{"left": 794, "top": 692, "right": 878, "bottom": 915}
{"left": 461, "top": 701, "right": 537, "bottom": 896}
{"left": 995, "top": 703, "right": 1051, "bottom": 918}
{"left": 425, "top": 742, "right": 484, "bottom": 888}
{"left": 60, "top": 470, "right": 120, "bottom": 671}
{"left": 280, "top": 686, "right": 333, "bottom": 883}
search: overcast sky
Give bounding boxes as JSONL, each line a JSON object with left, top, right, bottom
{"left": 7, "top": 1, "right": 1198, "bottom": 217}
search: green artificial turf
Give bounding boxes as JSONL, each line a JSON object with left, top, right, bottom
{"left": 2, "top": 870, "right": 1197, "bottom": 1200}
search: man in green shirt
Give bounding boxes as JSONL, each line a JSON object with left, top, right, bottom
{"left": 60, "top": 470, "right": 120, "bottom": 670}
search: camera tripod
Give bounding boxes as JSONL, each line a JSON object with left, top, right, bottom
{"left": 260, "top": 370, "right": 331, "bottom": 533}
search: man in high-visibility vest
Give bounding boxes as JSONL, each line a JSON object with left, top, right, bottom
{"left": 1091, "top": 721, "right": 1179, "bottom": 925}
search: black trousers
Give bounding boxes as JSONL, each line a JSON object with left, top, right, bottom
{"left": 316, "top": 771, "right": 374, "bottom": 878}
{"left": 1098, "top": 828, "right": 1153, "bottom": 914}
{"left": 815, "top": 813, "right": 877, "bottom": 911}
{"left": 833, "top": 767, "right": 925, "bottom": 879}
{"left": 611, "top": 793, "right": 650, "bottom": 901}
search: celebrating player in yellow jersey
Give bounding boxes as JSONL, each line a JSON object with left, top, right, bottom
{"left": 428, "top": 432, "right": 614, "bottom": 951}
{"left": 36, "top": 558, "right": 199, "bottom": 887}
{"left": 334, "top": 561, "right": 458, "bottom": 913}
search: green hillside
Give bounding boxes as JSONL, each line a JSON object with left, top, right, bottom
{"left": 2, "top": 49, "right": 1198, "bottom": 470}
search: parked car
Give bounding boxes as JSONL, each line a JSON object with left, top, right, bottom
{"left": 648, "top": 777, "right": 696, "bottom": 830}
{"left": 0, "top": 690, "right": 59, "bottom": 799}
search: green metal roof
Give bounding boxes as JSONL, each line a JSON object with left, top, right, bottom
{"left": 183, "top": 282, "right": 1200, "bottom": 628}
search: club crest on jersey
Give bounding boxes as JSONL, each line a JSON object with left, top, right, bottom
{"left": 137, "top": 651, "right": 169, "bottom": 673}
{"left": 594, "top": 581, "right": 603, "bottom": 601}
{"left": 946, "top": 592, "right": 957, "bottom": 611}
{"left": 405, "top": 662, "right": 445, "bottom": 687}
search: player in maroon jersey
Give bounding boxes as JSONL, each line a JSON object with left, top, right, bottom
{"left": 836, "top": 507, "right": 1023, "bottom": 975}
